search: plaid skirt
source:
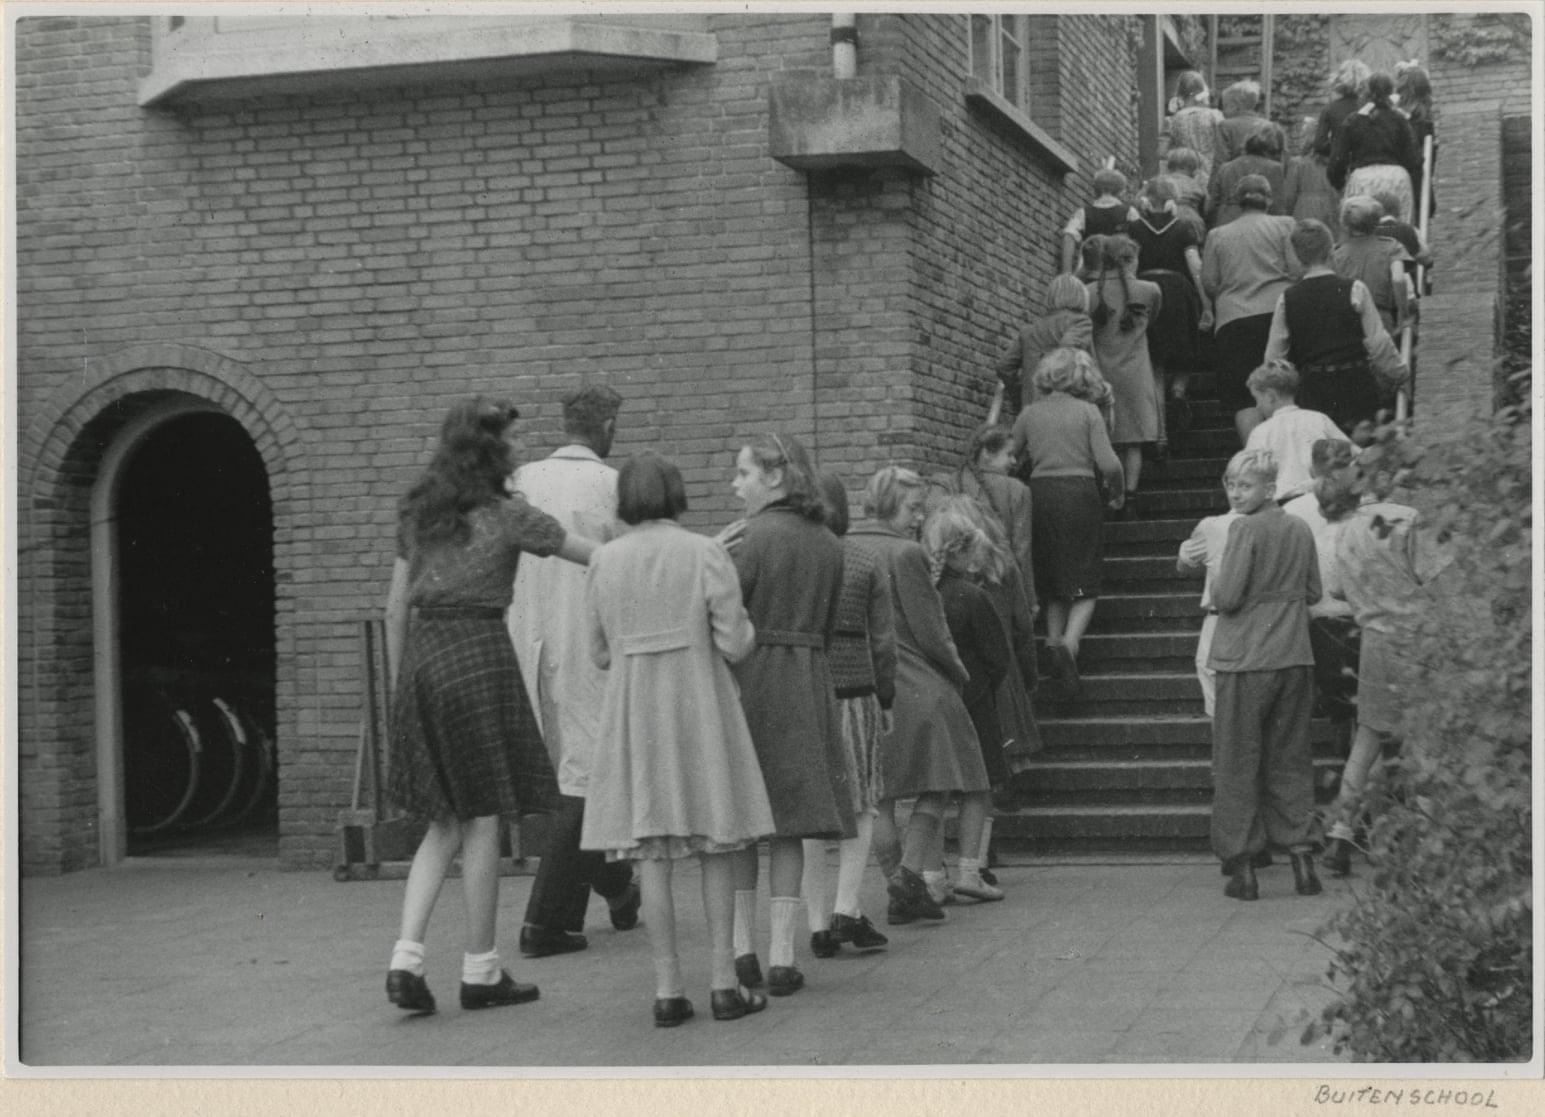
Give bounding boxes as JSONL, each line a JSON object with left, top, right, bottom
{"left": 387, "top": 612, "right": 558, "bottom": 822}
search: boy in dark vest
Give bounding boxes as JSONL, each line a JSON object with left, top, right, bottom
{"left": 1207, "top": 448, "right": 1324, "bottom": 901}
{"left": 1263, "top": 219, "right": 1406, "bottom": 439}
{"left": 1060, "top": 166, "right": 1139, "bottom": 274}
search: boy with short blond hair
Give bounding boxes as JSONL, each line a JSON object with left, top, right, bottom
{"left": 1208, "top": 449, "right": 1323, "bottom": 901}
{"left": 1244, "top": 360, "right": 1349, "bottom": 503}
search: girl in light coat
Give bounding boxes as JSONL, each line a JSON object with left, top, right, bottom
{"left": 581, "top": 453, "right": 774, "bottom": 1026}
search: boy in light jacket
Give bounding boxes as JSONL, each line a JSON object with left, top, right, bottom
{"left": 1208, "top": 449, "right": 1323, "bottom": 901}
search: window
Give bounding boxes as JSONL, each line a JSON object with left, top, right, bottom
{"left": 970, "top": 14, "right": 1029, "bottom": 114}
{"left": 964, "top": 13, "right": 1077, "bottom": 174}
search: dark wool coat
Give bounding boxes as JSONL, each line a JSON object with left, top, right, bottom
{"left": 731, "top": 502, "right": 854, "bottom": 839}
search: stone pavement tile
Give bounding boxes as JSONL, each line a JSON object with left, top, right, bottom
{"left": 974, "top": 1028, "right": 1125, "bottom": 1064}
{"left": 1106, "top": 1011, "right": 1267, "bottom": 1063}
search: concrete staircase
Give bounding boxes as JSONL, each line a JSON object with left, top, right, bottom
{"left": 1000, "top": 396, "right": 1343, "bottom": 853}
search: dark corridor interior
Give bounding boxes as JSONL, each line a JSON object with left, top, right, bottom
{"left": 118, "top": 411, "right": 278, "bottom": 857}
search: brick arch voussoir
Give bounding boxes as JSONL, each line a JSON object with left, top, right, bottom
{"left": 25, "top": 343, "right": 307, "bottom": 519}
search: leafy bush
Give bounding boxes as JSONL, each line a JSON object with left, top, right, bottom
{"left": 1303, "top": 388, "right": 1532, "bottom": 1061}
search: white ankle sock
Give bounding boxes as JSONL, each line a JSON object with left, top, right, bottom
{"left": 957, "top": 857, "right": 981, "bottom": 880}
{"left": 768, "top": 896, "right": 801, "bottom": 968}
{"left": 390, "top": 938, "right": 425, "bottom": 976}
{"left": 461, "top": 949, "right": 500, "bottom": 986}
{"left": 833, "top": 814, "right": 874, "bottom": 918}
{"left": 733, "top": 889, "right": 757, "bottom": 957}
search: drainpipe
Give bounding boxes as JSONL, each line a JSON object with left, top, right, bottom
{"left": 832, "top": 13, "right": 857, "bottom": 79}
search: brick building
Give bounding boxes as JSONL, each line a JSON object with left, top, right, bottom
{"left": 13, "top": 12, "right": 1148, "bottom": 873}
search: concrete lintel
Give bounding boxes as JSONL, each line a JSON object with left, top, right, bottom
{"left": 138, "top": 17, "right": 717, "bottom": 106}
{"left": 768, "top": 74, "right": 942, "bottom": 176}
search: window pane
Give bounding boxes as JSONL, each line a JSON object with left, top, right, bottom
{"left": 971, "top": 14, "right": 993, "bottom": 81}
{"left": 1002, "top": 35, "right": 1022, "bottom": 106}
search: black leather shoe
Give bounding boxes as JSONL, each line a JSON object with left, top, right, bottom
{"left": 1220, "top": 849, "right": 1275, "bottom": 875}
{"left": 734, "top": 952, "right": 764, "bottom": 989}
{"left": 830, "top": 912, "right": 888, "bottom": 950}
{"left": 460, "top": 970, "right": 540, "bottom": 1010}
{"left": 653, "top": 996, "right": 694, "bottom": 1028}
{"left": 608, "top": 881, "right": 642, "bottom": 931}
{"left": 767, "top": 965, "right": 805, "bottom": 997}
{"left": 1290, "top": 851, "right": 1324, "bottom": 896}
{"left": 519, "top": 925, "right": 588, "bottom": 958}
{"left": 810, "top": 930, "right": 839, "bottom": 959}
{"left": 887, "top": 867, "right": 946, "bottom": 921}
{"left": 1322, "top": 838, "right": 1353, "bottom": 877}
{"left": 710, "top": 986, "right": 768, "bottom": 1021}
{"left": 1223, "top": 858, "right": 1259, "bottom": 901}
{"left": 386, "top": 969, "right": 436, "bottom": 1014}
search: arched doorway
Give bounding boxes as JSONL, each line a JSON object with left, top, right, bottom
{"left": 104, "top": 406, "right": 278, "bottom": 858}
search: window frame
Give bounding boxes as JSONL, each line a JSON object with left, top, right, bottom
{"left": 969, "top": 13, "right": 1030, "bottom": 115}
{"left": 963, "top": 13, "right": 1078, "bottom": 175}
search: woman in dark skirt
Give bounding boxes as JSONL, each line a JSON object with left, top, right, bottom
{"left": 1012, "top": 349, "right": 1126, "bottom": 700}
{"left": 383, "top": 397, "right": 596, "bottom": 1016}
{"left": 1132, "top": 176, "right": 1210, "bottom": 444}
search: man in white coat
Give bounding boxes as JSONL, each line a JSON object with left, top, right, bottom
{"left": 509, "top": 384, "right": 640, "bottom": 957}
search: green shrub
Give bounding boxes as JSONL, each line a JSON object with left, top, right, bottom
{"left": 1303, "top": 389, "right": 1532, "bottom": 1061}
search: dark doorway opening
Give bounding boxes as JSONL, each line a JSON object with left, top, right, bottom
{"left": 118, "top": 412, "right": 278, "bottom": 858}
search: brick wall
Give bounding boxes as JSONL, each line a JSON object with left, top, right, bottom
{"left": 14, "top": 13, "right": 1140, "bottom": 871}
{"left": 894, "top": 13, "right": 1139, "bottom": 470}
{"left": 1417, "top": 16, "right": 1532, "bottom": 423}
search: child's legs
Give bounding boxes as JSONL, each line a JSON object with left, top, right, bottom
{"left": 699, "top": 852, "right": 738, "bottom": 990}
{"left": 1120, "top": 444, "right": 1143, "bottom": 494}
{"left": 767, "top": 836, "right": 803, "bottom": 899}
{"left": 901, "top": 794, "right": 944, "bottom": 872}
{"left": 458, "top": 815, "right": 503, "bottom": 955}
{"left": 872, "top": 799, "right": 902, "bottom": 879}
{"left": 955, "top": 792, "right": 989, "bottom": 867}
{"left": 638, "top": 858, "right": 682, "bottom": 997}
{"left": 397, "top": 817, "right": 462, "bottom": 946}
{"left": 1063, "top": 597, "right": 1098, "bottom": 658}
{"left": 833, "top": 811, "right": 876, "bottom": 918}
{"left": 1196, "top": 613, "right": 1218, "bottom": 718}
{"left": 1258, "top": 666, "right": 1317, "bottom": 851}
{"left": 800, "top": 839, "right": 832, "bottom": 931}
{"left": 1210, "top": 671, "right": 1266, "bottom": 866}
{"left": 1327, "top": 723, "right": 1387, "bottom": 842}
{"left": 1044, "top": 599, "right": 1069, "bottom": 645}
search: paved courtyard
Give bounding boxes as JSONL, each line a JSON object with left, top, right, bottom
{"left": 16, "top": 848, "right": 1349, "bottom": 1069}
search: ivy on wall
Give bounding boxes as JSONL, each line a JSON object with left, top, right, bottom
{"left": 1271, "top": 15, "right": 1331, "bottom": 145}
{"left": 1430, "top": 12, "right": 1530, "bottom": 67}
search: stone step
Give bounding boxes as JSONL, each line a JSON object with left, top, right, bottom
{"left": 1129, "top": 488, "right": 1229, "bottom": 518}
{"left": 1103, "top": 518, "right": 1203, "bottom": 556}
{"left": 1141, "top": 456, "right": 1233, "bottom": 490}
{"left": 995, "top": 803, "right": 1209, "bottom": 842}
{"left": 1169, "top": 425, "right": 1242, "bottom": 456}
{"left": 1104, "top": 554, "right": 1208, "bottom": 591}
{"left": 1085, "top": 593, "right": 1206, "bottom": 634}
{"left": 1032, "top": 715, "right": 1345, "bottom": 758}
{"left": 1018, "top": 756, "right": 1346, "bottom": 804}
{"left": 1077, "top": 631, "right": 1199, "bottom": 672}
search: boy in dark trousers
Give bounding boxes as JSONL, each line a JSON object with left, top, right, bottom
{"left": 1207, "top": 448, "right": 1324, "bottom": 901}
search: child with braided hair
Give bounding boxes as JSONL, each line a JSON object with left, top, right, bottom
{"left": 1087, "top": 234, "right": 1162, "bottom": 515}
